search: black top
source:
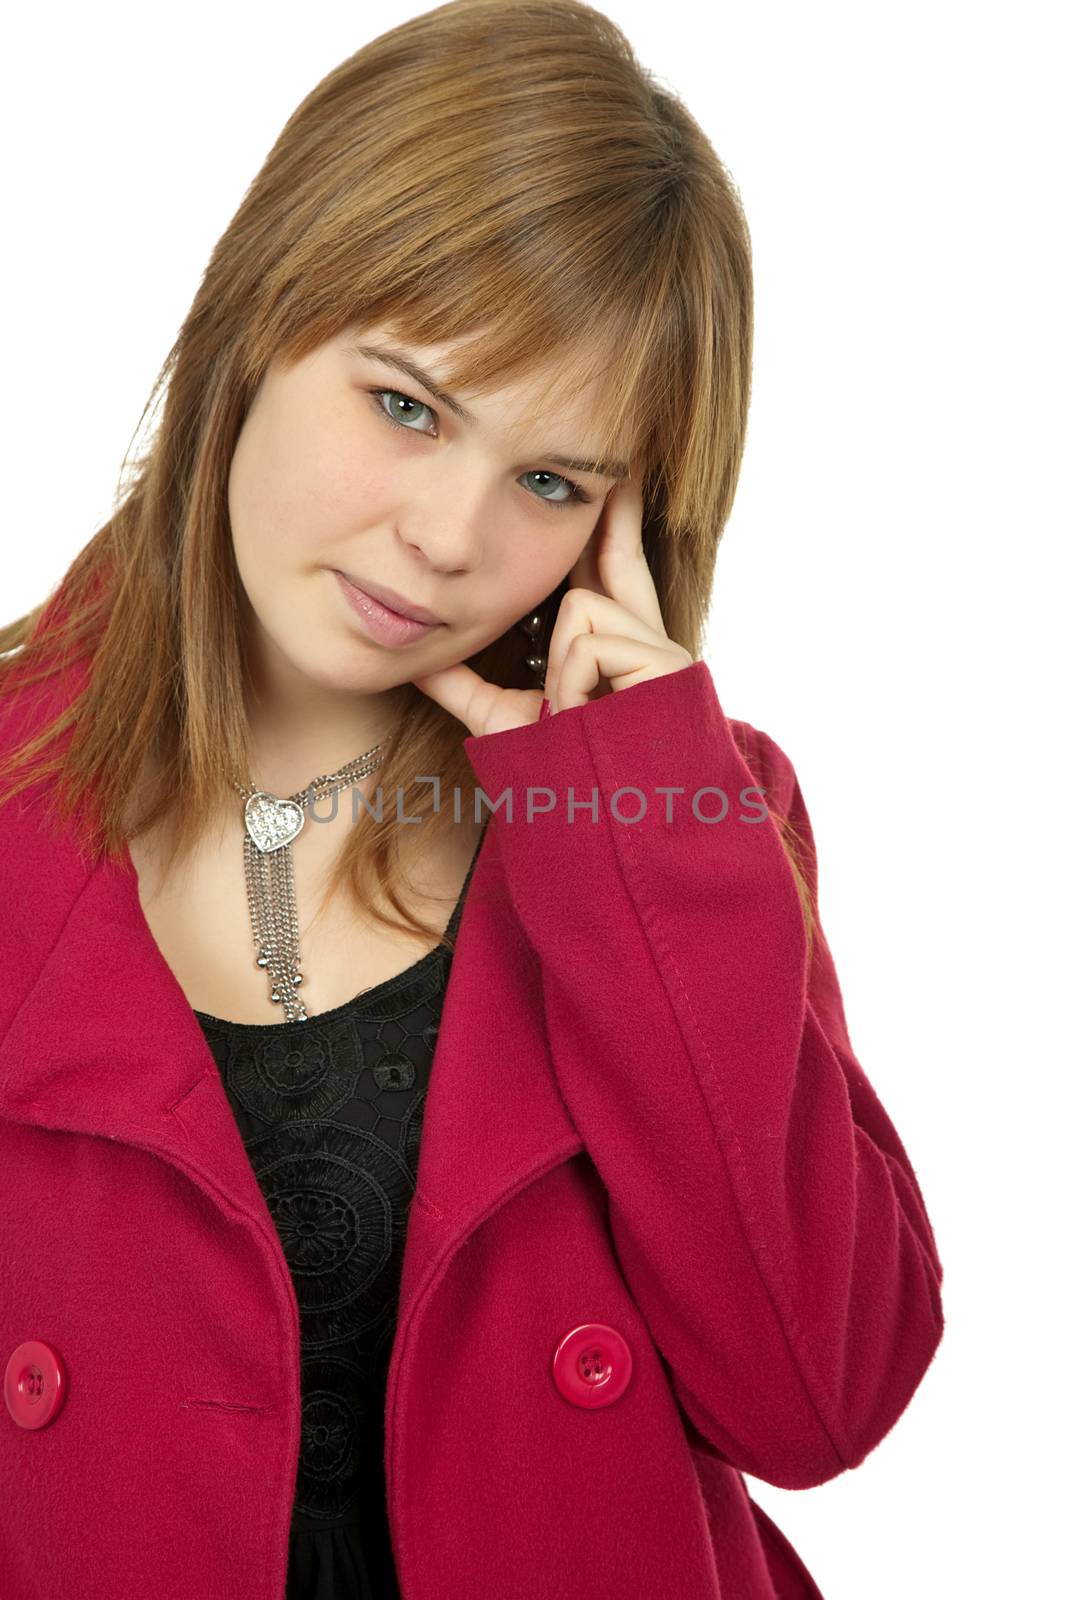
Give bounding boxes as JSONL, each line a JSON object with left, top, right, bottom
{"left": 192, "top": 827, "right": 486, "bottom": 1599}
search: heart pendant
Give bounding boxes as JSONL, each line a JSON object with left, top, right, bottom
{"left": 244, "top": 791, "right": 306, "bottom": 854}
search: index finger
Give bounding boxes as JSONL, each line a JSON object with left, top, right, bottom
{"left": 587, "top": 477, "right": 664, "bottom": 635}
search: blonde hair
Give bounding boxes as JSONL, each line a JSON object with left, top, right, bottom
{"left": 0, "top": 0, "right": 816, "bottom": 958}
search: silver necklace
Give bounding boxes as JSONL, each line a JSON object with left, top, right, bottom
{"left": 230, "top": 742, "right": 387, "bottom": 1023}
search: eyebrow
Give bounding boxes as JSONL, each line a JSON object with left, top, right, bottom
{"left": 351, "top": 341, "right": 631, "bottom": 481}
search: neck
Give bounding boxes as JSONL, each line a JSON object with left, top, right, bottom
{"left": 241, "top": 605, "right": 406, "bottom": 800}
{"left": 244, "top": 691, "right": 401, "bottom": 799}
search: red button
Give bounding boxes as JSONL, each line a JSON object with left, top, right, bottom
{"left": 4, "top": 1341, "right": 68, "bottom": 1430}
{"left": 552, "top": 1322, "right": 633, "bottom": 1409}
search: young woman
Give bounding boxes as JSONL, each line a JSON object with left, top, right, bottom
{"left": 0, "top": 2, "right": 945, "bottom": 1597}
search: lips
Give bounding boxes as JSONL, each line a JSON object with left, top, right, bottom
{"left": 337, "top": 572, "right": 442, "bottom": 625}
{"left": 332, "top": 571, "right": 443, "bottom": 648}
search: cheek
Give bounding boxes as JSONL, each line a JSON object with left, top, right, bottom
{"left": 311, "top": 388, "right": 404, "bottom": 523}
{"left": 463, "top": 553, "right": 568, "bottom": 654}
{"left": 492, "top": 534, "right": 585, "bottom": 615}
{"left": 231, "top": 397, "right": 385, "bottom": 567}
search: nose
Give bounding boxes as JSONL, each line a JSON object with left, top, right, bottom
{"left": 395, "top": 475, "right": 494, "bottom": 574}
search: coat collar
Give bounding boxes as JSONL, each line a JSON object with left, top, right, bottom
{"left": 0, "top": 746, "right": 581, "bottom": 1310}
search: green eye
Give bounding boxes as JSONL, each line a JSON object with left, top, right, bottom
{"left": 368, "top": 387, "right": 593, "bottom": 511}
{"left": 374, "top": 389, "right": 434, "bottom": 431}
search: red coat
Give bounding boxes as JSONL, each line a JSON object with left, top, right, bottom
{"left": 0, "top": 656, "right": 944, "bottom": 1599}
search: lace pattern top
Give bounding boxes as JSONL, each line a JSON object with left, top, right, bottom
{"left": 192, "top": 825, "right": 486, "bottom": 1599}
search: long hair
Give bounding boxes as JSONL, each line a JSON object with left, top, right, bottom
{"left": 0, "top": 0, "right": 817, "bottom": 959}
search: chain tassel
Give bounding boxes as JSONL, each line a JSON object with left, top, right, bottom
{"left": 232, "top": 748, "right": 386, "bottom": 1023}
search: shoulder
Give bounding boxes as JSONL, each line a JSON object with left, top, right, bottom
{"left": 0, "top": 655, "right": 95, "bottom": 868}
{"left": 0, "top": 653, "right": 88, "bottom": 760}
{"left": 726, "top": 716, "right": 800, "bottom": 816}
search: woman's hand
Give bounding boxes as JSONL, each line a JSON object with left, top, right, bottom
{"left": 411, "top": 477, "right": 693, "bottom": 737}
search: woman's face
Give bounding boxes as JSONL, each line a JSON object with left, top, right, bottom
{"left": 227, "top": 319, "right": 630, "bottom": 702}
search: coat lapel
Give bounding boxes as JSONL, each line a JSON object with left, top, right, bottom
{"left": 0, "top": 798, "right": 582, "bottom": 1337}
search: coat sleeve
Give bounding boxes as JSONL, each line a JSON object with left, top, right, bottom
{"left": 462, "top": 660, "right": 945, "bottom": 1491}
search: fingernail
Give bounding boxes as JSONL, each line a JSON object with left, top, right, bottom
{"left": 539, "top": 696, "right": 553, "bottom": 721}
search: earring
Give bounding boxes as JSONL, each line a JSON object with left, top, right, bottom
{"left": 517, "top": 606, "right": 548, "bottom": 689}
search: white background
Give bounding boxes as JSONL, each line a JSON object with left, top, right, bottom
{"left": 3, "top": 3, "right": 1063, "bottom": 1594}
